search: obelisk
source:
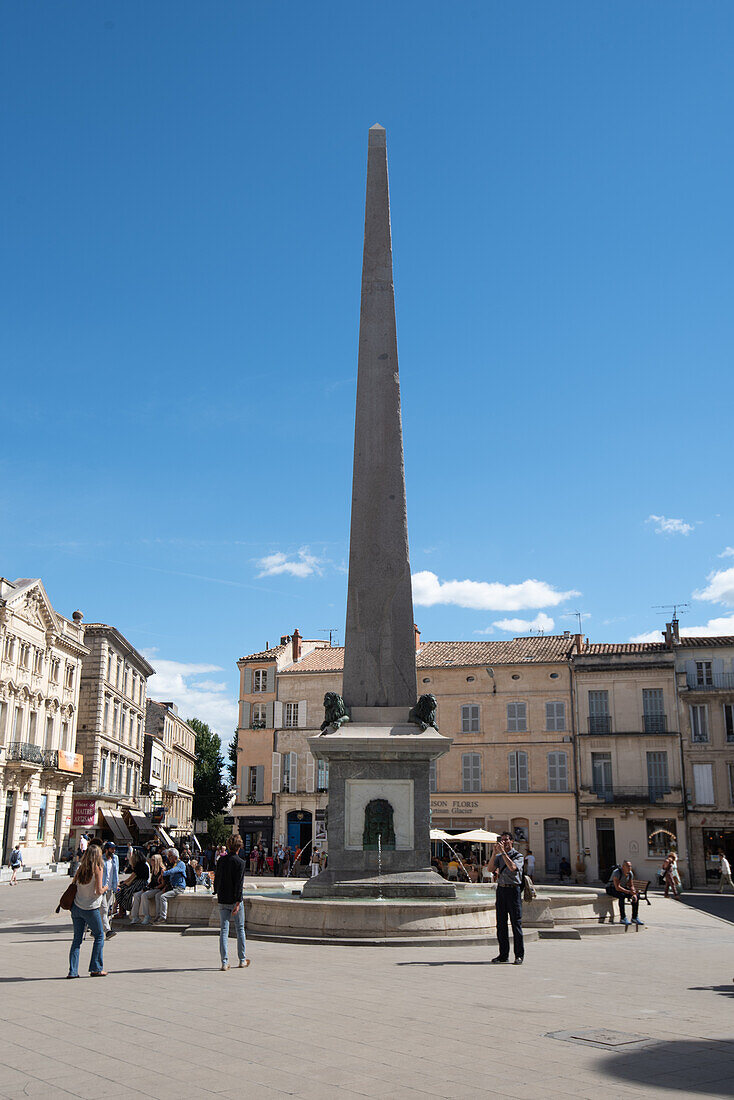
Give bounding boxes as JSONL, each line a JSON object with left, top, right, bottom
{"left": 305, "top": 126, "right": 452, "bottom": 898}
{"left": 342, "top": 123, "right": 417, "bottom": 710}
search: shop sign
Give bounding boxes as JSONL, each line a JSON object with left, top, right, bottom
{"left": 72, "top": 799, "right": 96, "bottom": 828}
{"left": 431, "top": 799, "right": 480, "bottom": 815}
{"left": 57, "top": 751, "right": 83, "bottom": 775}
{"left": 237, "top": 816, "right": 273, "bottom": 830}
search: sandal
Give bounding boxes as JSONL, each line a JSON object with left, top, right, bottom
{"left": 90, "top": 970, "right": 108, "bottom": 977}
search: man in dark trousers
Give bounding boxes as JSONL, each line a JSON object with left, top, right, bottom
{"left": 490, "top": 831, "right": 525, "bottom": 965}
{"left": 214, "top": 834, "right": 251, "bottom": 971}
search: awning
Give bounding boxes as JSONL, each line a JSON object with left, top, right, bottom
{"left": 101, "top": 807, "right": 133, "bottom": 843}
{"left": 430, "top": 829, "right": 453, "bottom": 841}
{"left": 450, "top": 829, "right": 499, "bottom": 843}
{"left": 125, "top": 809, "right": 155, "bottom": 838}
{"left": 156, "top": 826, "right": 175, "bottom": 848}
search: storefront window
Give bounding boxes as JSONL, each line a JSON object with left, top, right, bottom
{"left": 19, "top": 794, "right": 29, "bottom": 842}
{"left": 703, "top": 829, "right": 734, "bottom": 881}
{"left": 37, "top": 794, "right": 47, "bottom": 841}
{"left": 647, "top": 819, "right": 677, "bottom": 857}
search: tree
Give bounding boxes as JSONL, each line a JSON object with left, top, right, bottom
{"left": 227, "top": 729, "right": 238, "bottom": 787}
{"left": 207, "top": 814, "right": 230, "bottom": 847}
{"left": 189, "top": 717, "right": 229, "bottom": 822}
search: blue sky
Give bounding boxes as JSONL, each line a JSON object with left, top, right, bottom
{"left": 3, "top": 3, "right": 733, "bottom": 736}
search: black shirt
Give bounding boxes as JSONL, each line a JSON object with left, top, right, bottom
{"left": 214, "top": 852, "right": 247, "bottom": 905}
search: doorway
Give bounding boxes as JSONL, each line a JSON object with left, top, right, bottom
{"left": 2, "top": 791, "right": 15, "bottom": 865}
{"left": 596, "top": 818, "right": 617, "bottom": 881}
{"left": 544, "top": 818, "right": 570, "bottom": 877}
{"left": 287, "top": 810, "right": 313, "bottom": 864}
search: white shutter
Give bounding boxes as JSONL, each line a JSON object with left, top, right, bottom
{"left": 693, "top": 763, "right": 715, "bottom": 805}
{"left": 306, "top": 753, "right": 315, "bottom": 793}
{"left": 298, "top": 700, "right": 308, "bottom": 728}
{"left": 274, "top": 700, "right": 283, "bottom": 727}
{"left": 289, "top": 751, "right": 298, "bottom": 793}
{"left": 272, "top": 752, "right": 282, "bottom": 793}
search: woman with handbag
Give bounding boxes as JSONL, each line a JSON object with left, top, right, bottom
{"left": 67, "top": 845, "right": 107, "bottom": 978}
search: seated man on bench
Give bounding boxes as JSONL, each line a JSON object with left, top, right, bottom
{"left": 608, "top": 861, "right": 645, "bottom": 927}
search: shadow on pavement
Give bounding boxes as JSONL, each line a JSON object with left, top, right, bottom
{"left": 0, "top": 923, "right": 66, "bottom": 934}
{"left": 396, "top": 960, "right": 494, "bottom": 967}
{"left": 0, "top": 967, "right": 221, "bottom": 983}
{"left": 689, "top": 984, "right": 734, "bottom": 999}
{"left": 598, "top": 1039, "right": 734, "bottom": 1095}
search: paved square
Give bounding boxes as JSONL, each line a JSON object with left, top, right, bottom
{"left": 0, "top": 880, "right": 733, "bottom": 1099}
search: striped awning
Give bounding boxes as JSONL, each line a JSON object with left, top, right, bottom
{"left": 101, "top": 807, "right": 133, "bottom": 843}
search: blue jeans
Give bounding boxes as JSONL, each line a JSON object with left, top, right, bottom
{"left": 219, "top": 903, "right": 246, "bottom": 965}
{"left": 69, "top": 903, "right": 105, "bottom": 976}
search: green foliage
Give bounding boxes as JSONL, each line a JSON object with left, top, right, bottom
{"left": 188, "top": 717, "right": 230, "bottom": 821}
{"left": 227, "top": 729, "right": 238, "bottom": 787}
{"left": 207, "top": 814, "right": 230, "bottom": 847}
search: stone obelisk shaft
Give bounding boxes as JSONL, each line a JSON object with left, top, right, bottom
{"left": 342, "top": 125, "right": 417, "bottom": 710}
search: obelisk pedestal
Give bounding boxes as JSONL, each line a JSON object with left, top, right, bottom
{"left": 303, "top": 126, "right": 452, "bottom": 899}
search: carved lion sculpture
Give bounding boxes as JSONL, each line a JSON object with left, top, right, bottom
{"left": 408, "top": 693, "right": 438, "bottom": 732}
{"left": 320, "top": 691, "right": 351, "bottom": 734}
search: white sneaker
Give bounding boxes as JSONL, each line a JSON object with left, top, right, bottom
{"left": 221, "top": 963, "right": 230, "bottom": 971}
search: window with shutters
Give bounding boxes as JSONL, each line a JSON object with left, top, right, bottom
{"left": 693, "top": 763, "right": 715, "bottom": 805}
{"left": 461, "top": 705, "right": 480, "bottom": 733}
{"left": 545, "top": 701, "right": 566, "bottom": 732}
{"left": 429, "top": 759, "right": 437, "bottom": 793}
{"left": 646, "top": 751, "right": 670, "bottom": 797}
{"left": 547, "top": 751, "right": 568, "bottom": 791}
{"left": 247, "top": 767, "right": 258, "bottom": 799}
{"left": 317, "top": 758, "right": 329, "bottom": 791}
{"left": 281, "top": 752, "right": 290, "bottom": 791}
{"left": 690, "top": 705, "right": 709, "bottom": 742}
{"left": 462, "top": 752, "right": 481, "bottom": 793}
{"left": 284, "top": 702, "right": 299, "bottom": 728}
{"left": 724, "top": 704, "right": 734, "bottom": 743}
{"left": 253, "top": 669, "right": 268, "bottom": 692}
{"left": 507, "top": 702, "right": 527, "bottom": 732}
{"left": 509, "top": 750, "right": 529, "bottom": 792}
{"left": 251, "top": 703, "right": 267, "bottom": 729}
{"left": 588, "top": 690, "right": 610, "bottom": 733}
{"left": 696, "top": 661, "right": 713, "bottom": 686}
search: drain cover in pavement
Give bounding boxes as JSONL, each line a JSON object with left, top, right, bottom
{"left": 547, "top": 1029, "right": 651, "bottom": 1050}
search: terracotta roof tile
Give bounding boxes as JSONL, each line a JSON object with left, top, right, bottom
{"left": 678, "top": 636, "right": 734, "bottom": 647}
{"left": 581, "top": 642, "right": 669, "bottom": 655}
{"left": 280, "top": 647, "right": 345, "bottom": 673}
{"left": 238, "top": 644, "right": 287, "bottom": 663}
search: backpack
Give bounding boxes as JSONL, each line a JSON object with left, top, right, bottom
{"left": 605, "top": 866, "right": 622, "bottom": 896}
{"left": 185, "top": 862, "right": 197, "bottom": 888}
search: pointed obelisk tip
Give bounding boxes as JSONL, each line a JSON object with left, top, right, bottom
{"left": 368, "top": 123, "right": 386, "bottom": 147}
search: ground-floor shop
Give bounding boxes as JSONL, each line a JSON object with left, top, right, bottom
{"left": 70, "top": 794, "right": 138, "bottom": 852}
{"left": 578, "top": 806, "right": 689, "bottom": 886}
{"left": 686, "top": 813, "right": 734, "bottom": 887}
{"left": 230, "top": 807, "right": 274, "bottom": 857}
{"left": 1, "top": 769, "right": 77, "bottom": 867}
{"left": 429, "top": 793, "right": 577, "bottom": 880}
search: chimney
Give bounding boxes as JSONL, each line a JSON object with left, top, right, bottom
{"left": 574, "top": 633, "right": 585, "bottom": 652}
{"left": 280, "top": 635, "right": 290, "bottom": 646}
{"left": 414, "top": 624, "right": 421, "bottom": 652}
{"left": 292, "top": 628, "right": 302, "bottom": 662}
{"left": 664, "top": 619, "right": 681, "bottom": 648}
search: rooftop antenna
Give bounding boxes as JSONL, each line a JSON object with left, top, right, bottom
{"left": 319, "top": 627, "right": 340, "bottom": 647}
{"left": 653, "top": 603, "right": 690, "bottom": 620}
{"left": 562, "top": 609, "right": 587, "bottom": 633}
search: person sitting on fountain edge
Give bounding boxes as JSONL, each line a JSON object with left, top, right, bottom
{"left": 490, "top": 831, "right": 525, "bottom": 965}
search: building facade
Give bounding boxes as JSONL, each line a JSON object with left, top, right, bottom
{"left": 674, "top": 632, "right": 734, "bottom": 886}
{"left": 73, "top": 624, "right": 155, "bottom": 848}
{"left": 0, "top": 578, "right": 87, "bottom": 866}
{"left": 572, "top": 641, "right": 687, "bottom": 886}
{"left": 144, "top": 700, "right": 195, "bottom": 838}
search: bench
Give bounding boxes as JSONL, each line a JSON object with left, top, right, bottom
{"left": 632, "top": 878, "right": 651, "bottom": 905}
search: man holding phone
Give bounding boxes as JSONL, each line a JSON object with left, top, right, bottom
{"left": 490, "top": 831, "right": 525, "bottom": 965}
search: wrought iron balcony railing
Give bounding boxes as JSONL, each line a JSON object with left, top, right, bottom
{"left": 582, "top": 784, "right": 680, "bottom": 804}
{"left": 588, "top": 715, "right": 611, "bottom": 734}
{"left": 642, "top": 713, "right": 667, "bottom": 733}
{"left": 6, "top": 742, "right": 45, "bottom": 765}
{"left": 686, "top": 673, "right": 734, "bottom": 691}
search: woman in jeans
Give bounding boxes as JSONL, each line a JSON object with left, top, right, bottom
{"left": 68, "top": 845, "right": 107, "bottom": 978}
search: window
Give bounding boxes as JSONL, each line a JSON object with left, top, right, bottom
{"left": 65, "top": 665, "right": 74, "bottom": 690}
{"left": 429, "top": 759, "right": 437, "bottom": 793}
{"left": 547, "top": 751, "right": 568, "bottom": 792}
{"left": 588, "top": 690, "right": 610, "bottom": 734}
{"left": 643, "top": 689, "right": 666, "bottom": 732}
{"left": 461, "top": 705, "right": 479, "bottom": 733}
{"left": 724, "top": 704, "right": 734, "bottom": 743}
{"left": 696, "top": 661, "right": 713, "bottom": 687}
{"left": 507, "top": 702, "right": 527, "bottom": 733}
{"left": 647, "top": 819, "right": 677, "bottom": 857}
{"left": 545, "top": 701, "right": 566, "bottom": 732}
{"left": 110, "top": 759, "right": 117, "bottom": 791}
{"left": 124, "top": 668, "right": 129, "bottom": 695}
{"left": 103, "top": 698, "right": 110, "bottom": 732}
{"left": 107, "top": 652, "right": 112, "bottom": 681}
{"left": 3, "top": 635, "right": 15, "bottom": 661}
{"left": 120, "top": 708, "right": 128, "bottom": 743}
{"left": 127, "top": 764, "right": 133, "bottom": 795}
{"left": 19, "top": 794, "right": 29, "bottom": 842}
{"left": 284, "top": 703, "right": 299, "bottom": 728}
{"left": 509, "top": 751, "right": 528, "bottom": 793}
{"left": 37, "top": 794, "right": 48, "bottom": 841}
{"left": 252, "top": 704, "right": 267, "bottom": 729}
{"left": 19, "top": 642, "right": 31, "bottom": 669}
{"left": 44, "top": 714, "right": 54, "bottom": 749}
{"left": 646, "top": 751, "right": 670, "bottom": 797}
{"left": 729, "top": 764, "right": 734, "bottom": 805}
{"left": 137, "top": 717, "right": 142, "bottom": 749}
{"left": 100, "top": 755, "right": 108, "bottom": 788}
{"left": 113, "top": 703, "right": 120, "bottom": 734}
{"left": 0, "top": 701, "right": 6, "bottom": 742}
{"left": 116, "top": 659, "right": 121, "bottom": 689}
{"left": 592, "top": 752, "right": 613, "bottom": 798}
{"left": 690, "top": 705, "right": 709, "bottom": 743}
{"left": 50, "top": 657, "right": 60, "bottom": 682}
{"left": 152, "top": 755, "right": 162, "bottom": 779}
{"left": 282, "top": 752, "right": 290, "bottom": 791}
{"left": 12, "top": 706, "right": 23, "bottom": 739}
{"left": 317, "top": 758, "right": 329, "bottom": 791}
{"left": 28, "top": 711, "right": 38, "bottom": 744}
{"left": 693, "top": 763, "right": 715, "bottom": 805}
{"left": 33, "top": 649, "right": 43, "bottom": 675}
{"left": 462, "top": 752, "right": 481, "bottom": 792}
{"left": 253, "top": 669, "right": 267, "bottom": 693}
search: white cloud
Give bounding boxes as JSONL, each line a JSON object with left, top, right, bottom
{"left": 492, "top": 612, "right": 555, "bottom": 634}
{"left": 693, "top": 567, "right": 734, "bottom": 607}
{"left": 718, "top": 547, "right": 734, "bottom": 558}
{"left": 256, "top": 546, "right": 324, "bottom": 578}
{"left": 143, "top": 653, "right": 238, "bottom": 739}
{"left": 411, "top": 571, "right": 579, "bottom": 611}
{"left": 629, "top": 629, "right": 665, "bottom": 643}
{"left": 646, "top": 514, "right": 694, "bottom": 536}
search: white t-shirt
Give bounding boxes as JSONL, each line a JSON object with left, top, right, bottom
{"left": 721, "top": 856, "right": 732, "bottom": 876}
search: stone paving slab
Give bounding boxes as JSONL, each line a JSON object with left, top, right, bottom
{"left": 0, "top": 883, "right": 732, "bottom": 1098}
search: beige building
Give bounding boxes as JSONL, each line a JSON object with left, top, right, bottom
{"left": 0, "top": 578, "right": 88, "bottom": 866}
{"left": 145, "top": 700, "right": 196, "bottom": 838}
{"left": 73, "top": 624, "right": 154, "bottom": 848}
{"left": 573, "top": 640, "right": 687, "bottom": 886}
{"left": 673, "top": 630, "right": 734, "bottom": 886}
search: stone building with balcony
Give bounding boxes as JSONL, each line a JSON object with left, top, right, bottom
{"left": 144, "top": 700, "right": 196, "bottom": 839}
{"left": 73, "top": 624, "right": 154, "bottom": 848}
{"left": 572, "top": 640, "right": 686, "bottom": 885}
{"left": 672, "top": 628, "right": 734, "bottom": 885}
{"left": 0, "top": 578, "right": 88, "bottom": 866}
